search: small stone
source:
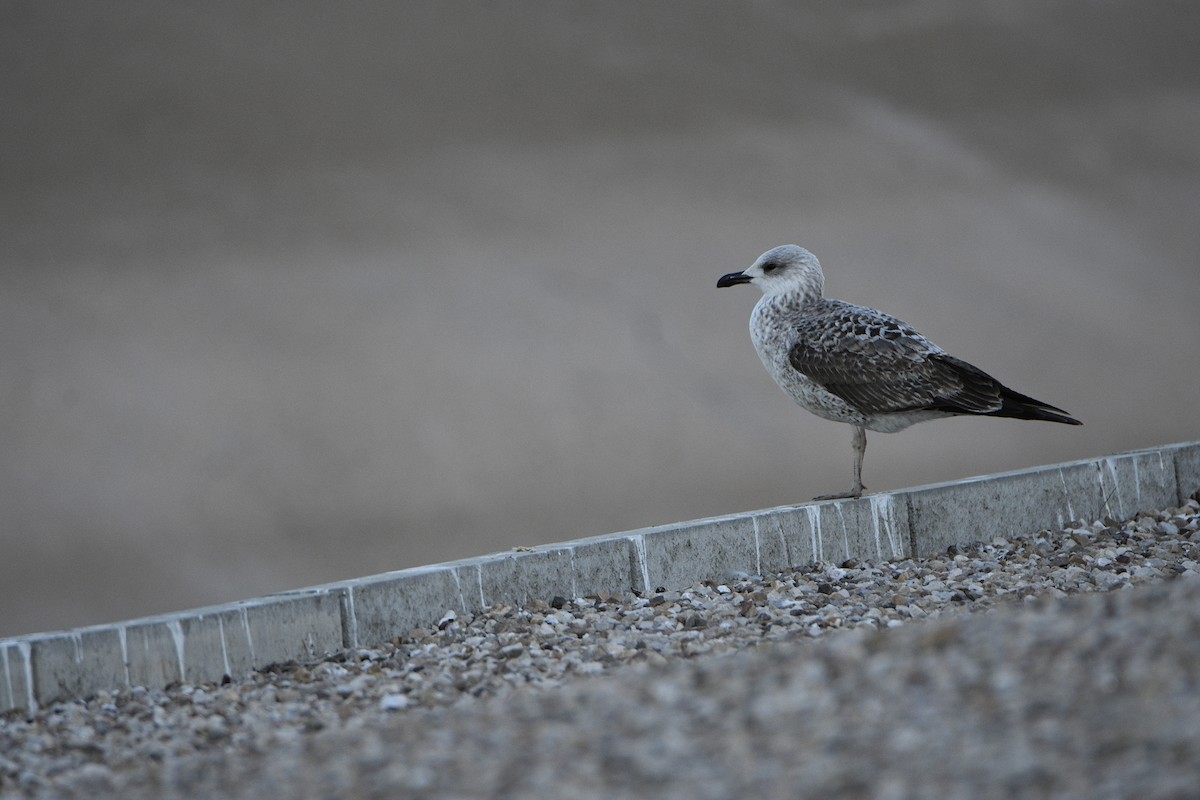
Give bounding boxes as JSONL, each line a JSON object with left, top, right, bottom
{"left": 379, "top": 694, "right": 410, "bottom": 711}
{"left": 65, "top": 763, "right": 114, "bottom": 793}
{"left": 498, "top": 644, "right": 525, "bottom": 659}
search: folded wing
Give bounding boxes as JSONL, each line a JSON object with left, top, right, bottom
{"left": 788, "top": 301, "right": 1007, "bottom": 417}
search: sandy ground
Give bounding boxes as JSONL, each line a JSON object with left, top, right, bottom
{"left": 2, "top": 0, "right": 1198, "bottom": 636}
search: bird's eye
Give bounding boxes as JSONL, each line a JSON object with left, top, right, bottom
{"left": 762, "top": 262, "right": 779, "bottom": 274}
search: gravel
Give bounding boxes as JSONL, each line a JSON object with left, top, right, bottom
{"left": 3, "top": 498, "right": 1199, "bottom": 799}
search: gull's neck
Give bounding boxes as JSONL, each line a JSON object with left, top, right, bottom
{"left": 760, "top": 280, "right": 823, "bottom": 309}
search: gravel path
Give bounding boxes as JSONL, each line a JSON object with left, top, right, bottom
{"left": 3, "top": 498, "right": 1199, "bottom": 799}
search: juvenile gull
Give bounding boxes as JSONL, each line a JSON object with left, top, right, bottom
{"left": 718, "top": 245, "right": 1082, "bottom": 500}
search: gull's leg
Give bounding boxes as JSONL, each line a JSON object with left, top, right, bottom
{"left": 814, "top": 425, "right": 868, "bottom": 501}
{"left": 850, "top": 425, "right": 867, "bottom": 496}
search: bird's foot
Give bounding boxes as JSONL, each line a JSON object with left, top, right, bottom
{"left": 813, "top": 486, "right": 866, "bottom": 501}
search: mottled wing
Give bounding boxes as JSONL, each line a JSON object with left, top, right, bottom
{"left": 788, "top": 300, "right": 1003, "bottom": 416}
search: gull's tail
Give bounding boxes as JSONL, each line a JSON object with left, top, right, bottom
{"left": 988, "top": 385, "right": 1082, "bottom": 426}
{"left": 926, "top": 354, "right": 1082, "bottom": 425}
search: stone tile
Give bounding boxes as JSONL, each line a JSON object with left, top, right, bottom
{"left": 1, "top": 640, "right": 34, "bottom": 714}
{"left": 478, "top": 547, "right": 576, "bottom": 608}
{"left": 234, "top": 588, "right": 345, "bottom": 667}
{"left": 123, "top": 617, "right": 186, "bottom": 690}
{"left": 1095, "top": 449, "right": 1178, "bottom": 519}
{"left": 174, "top": 607, "right": 257, "bottom": 685}
{"left": 343, "top": 566, "right": 475, "bottom": 647}
{"left": 905, "top": 461, "right": 1097, "bottom": 556}
{"left": 638, "top": 516, "right": 759, "bottom": 592}
{"left": 28, "top": 627, "right": 128, "bottom": 707}
{"left": 564, "top": 535, "right": 641, "bottom": 598}
{"left": 1169, "top": 441, "right": 1200, "bottom": 503}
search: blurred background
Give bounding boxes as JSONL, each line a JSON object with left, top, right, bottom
{"left": 2, "top": 1, "right": 1198, "bottom": 636}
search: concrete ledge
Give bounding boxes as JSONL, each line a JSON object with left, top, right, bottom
{"left": 3, "top": 441, "right": 1198, "bottom": 715}
{"left": 905, "top": 460, "right": 1099, "bottom": 555}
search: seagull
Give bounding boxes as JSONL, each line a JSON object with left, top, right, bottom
{"left": 717, "top": 245, "right": 1082, "bottom": 500}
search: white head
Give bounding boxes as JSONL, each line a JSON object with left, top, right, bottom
{"left": 717, "top": 245, "right": 824, "bottom": 302}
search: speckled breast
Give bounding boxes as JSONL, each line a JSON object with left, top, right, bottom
{"left": 749, "top": 296, "right": 867, "bottom": 425}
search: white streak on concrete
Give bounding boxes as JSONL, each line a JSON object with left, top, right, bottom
{"left": 568, "top": 549, "right": 578, "bottom": 600}
{"left": 240, "top": 608, "right": 256, "bottom": 664}
{"left": 869, "top": 500, "right": 883, "bottom": 560}
{"left": 450, "top": 569, "right": 468, "bottom": 611}
{"left": 476, "top": 566, "right": 485, "bottom": 608}
{"left": 633, "top": 535, "right": 651, "bottom": 594}
{"left": 1104, "top": 459, "right": 1125, "bottom": 518}
{"left": 18, "top": 641, "right": 35, "bottom": 714}
{"left": 751, "top": 517, "right": 763, "bottom": 576}
{"left": 117, "top": 626, "right": 130, "bottom": 686}
{"left": 835, "top": 504, "right": 851, "bottom": 562}
{"left": 805, "top": 505, "right": 823, "bottom": 563}
{"left": 166, "top": 620, "right": 186, "bottom": 681}
{"left": 870, "top": 494, "right": 901, "bottom": 558}
{"left": 344, "top": 587, "right": 359, "bottom": 649}
{"left": 2, "top": 644, "right": 13, "bottom": 711}
{"left": 775, "top": 517, "right": 788, "bottom": 565}
{"left": 1059, "top": 469, "right": 1077, "bottom": 522}
{"left": 1133, "top": 458, "right": 1142, "bottom": 508}
{"left": 218, "top": 618, "right": 231, "bottom": 679}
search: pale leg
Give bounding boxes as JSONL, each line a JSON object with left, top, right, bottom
{"left": 814, "top": 425, "right": 868, "bottom": 500}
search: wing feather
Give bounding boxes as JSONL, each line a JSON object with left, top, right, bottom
{"left": 788, "top": 301, "right": 1003, "bottom": 416}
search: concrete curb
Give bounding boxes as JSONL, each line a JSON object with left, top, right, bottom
{"left": 3, "top": 442, "right": 1198, "bottom": 715}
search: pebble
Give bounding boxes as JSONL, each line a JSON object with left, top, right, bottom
{"left": 1, "top": 498, "right": 1198, "bottom": 798}
{"left": 378, "top": 694, "right": 409, "bottom": 712}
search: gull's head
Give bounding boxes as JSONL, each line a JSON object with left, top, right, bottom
{"left": 717, "top": 245, "right": 824, "bottom": 301}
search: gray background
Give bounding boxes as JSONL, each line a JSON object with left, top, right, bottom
{"left": 2, "top": 0, "right": 1197, "bottom": 637}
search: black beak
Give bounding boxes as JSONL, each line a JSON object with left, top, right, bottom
{"left": 717, "top": 270, "right": 753, "bottom": 288}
